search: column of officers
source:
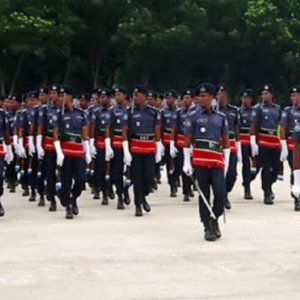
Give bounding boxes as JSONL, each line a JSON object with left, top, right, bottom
{"left": 1, "top": 82, "right": 300, "bottom": 242}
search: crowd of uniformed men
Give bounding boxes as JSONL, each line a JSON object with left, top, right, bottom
{"left": 1, "top": 82, "right": 300, "bottom": 242}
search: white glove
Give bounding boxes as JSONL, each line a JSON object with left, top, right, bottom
{"left": 4, "top": 144, "right": 14, "bottom": 164}
{"left": 89, "top": 138, "right": 97, "bottom": 158}
{"left": 170, "top": 140, "right": 178, "bottom": 158}
{"left": 250, "top": 135, "right": 259, "bottom": 157}
{"left": 280, "top": 139, "right": 288, "bottom": 162}
{"left": 183, "top": 147, "right": 193, "bottom": 176}
{"left": 223, "top": 148, "right": 230, "bottom": 176}
{"left": 236, "top": 141, "right": 242, "bottom": 163}
{"left": 13, "top": 134, "right": 20, "bottom": 154}
{"left": 160, "top": 140, "right": 165, "bottom": 156}
{"left": 36, "top": 134, "right": 45, "bottom": 160}
{"left": 18, "top": 137, "right": 27, "bottom": 158}
{"left": 155, "top": 141, "right": 162, "bottom": 163}
{"left": 83, "top": 140, "right": 92, "bottom": 164}
{"left": 122, "top": 140, "right": 132, "bottom": 166}
{"left": 105, "top": 138, "right": 114, "bottom": 161}
{"left": 54, "top": 140, "right": 64, "bottom": 167}
{"left": 292, "top": 170, "right": 300, "bottom": 198}
{"left": 28, "top": 135, "right": 36, "bottom": 156}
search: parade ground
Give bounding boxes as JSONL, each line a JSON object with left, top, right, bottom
{"left": 0, "top": 165, "right": 299, "bottom": 300}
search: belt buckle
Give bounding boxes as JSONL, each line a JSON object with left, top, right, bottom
{"left": 268, "top": 130, "right": 274, "bottom": 135}
{"left": 140, "top": 135, "right": 147, "bottom": 141}
{"left": 208, "top": 141, "right": 214, "bottom": 149}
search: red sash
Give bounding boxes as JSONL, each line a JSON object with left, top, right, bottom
{"left": 176, "top": 134, "right": 185, "bottom": 148}
{"left": 258, "top": 134, "right": 280, "bottom": 149}
{"left": 112, "top": 135, "right": 123, "bottom": 149}
{"left": 61, "top": 141, "right": 84, "bottom": 158}
{"left": 0, "top": 144, "right": 5, "bottom": 157}
{"left": 192, "top": 148, "right": 224, "bottom": 169}
{"left": 96, "top": 135, "right": 105, "bottom": 150}
{"left": 229, "top": 139, "right": 237, "bottom": 154}
{"left": 240, "top": 134, "right": 250, "bottom": 146}
{"left": 131, "top": 139, "right": 156, "bottom": 154}
{"left": 163, "top": 132, "right": 172, "bottom": 146}
{"left": 288, "top": 137, "right": 294, "bottom": 152}
{"left": 44, "top": 136, "right": 55, "bottom": 152}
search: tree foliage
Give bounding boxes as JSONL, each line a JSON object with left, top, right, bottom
{"left": 0, "top": 0, "right": 299, "bottom": 101}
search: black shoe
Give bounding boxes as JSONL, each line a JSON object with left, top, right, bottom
{"left": 9, "top": 185, "right": 16, "bottom": 193}
{"left": 294, "top": 199, "right": 300, "bottom": 211}
{"left": 124, "top": 190, "right": 131, "bottom": 205}
{"left": 153, "top": 181, "right": 158, "bottom": 190}
{"left": 143, "top": 199, "right": 151, "bottom": 213}
{"left": 65, "top": 205, "right": 73, "bottom": 219}
{"left": 189, "top": 190, "right": 194, "bottom": 198}
{"left": 109, "top": 188, "right": 115, "bottom": 200}
{"left": 22, "top": 188, "right": 29, "bottom": 197}
{"left": 204, "top": 221, "right": 217, "bottom": 242}
{"left": 244, "top": 190, "right": 253, "bottom": 200}
{"left": 93, "top": 191, "right": 100, "bottom": 200}
{"left": 29, "top": 192, "right": 36, "bottom": 202}
{"left": 183, "top": 195, "right": 190, "bottom": 202}
{"left": 270, "top": 189, "right": 275, "bottom": 200}
{"left": 193, "top": 184, "right": 197, "bottom": 192}
{"left": 135, "top": 205, "right": 143, "bottom": 217}
{"left": 264, "top": 195, "right": 274, "bottom": 205}
{"left": 49, "top": 201, "right": 57, "bottom": 212}
{"left": 117, "top": 195, "right": 125, "bottom": 210}
{"left": 38, "top": 196, "right": 45, "bottom": 207}
{"left": 157, "top": 178, "right": 162, "bottom": 184}
{"left": 170, "top": 191, "right": 177, "bottom": 198}
{"left": 0, "top": 202, "right": 5, "bottom": 217}
{"left": 72, "top": 204, "right": 79, "bottom": 216}
{"left": 211, "top": 219, "right": 221, "bottom": 239}
{"left": 225, "top": 199, "right": 231, "bottom": 210}
{"left": 101, "top": 194, "right": 109, "bottom": 205}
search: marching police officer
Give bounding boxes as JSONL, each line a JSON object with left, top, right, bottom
{"left": 0, "top": 106, "right": 14, "bottom": 216}
{"left": 171, "top": 89, "right": 194, "bottom": 202}
{"left": 250, "top": 85, "right": 281, "bottom": 204}
{"left": 110, "top": 86, "right": 131, "bottom": 209}
{"left": 216, "top": 85, "right": 241, "bottom": 209}
{"left": 183, "top": 83, "right": 230, "bottom": 241}
{"left": 52, "top": 86, "right": 91, "bottom": 219}
{"left": 280, "top": 86, "right": 300, "bottom": 210}
{"left": 89, "top": 88, "right": 114, "bottom": 205}
{"left": 36, "top": 85, "right": 61, "bottom": 211}
{"left": 124, "top": 85, "right": 162, "bottom": 217}
{"left": 161, "top": 90, "right": 177, "bottom": 197}
{"left": 5, "top": 95, "right": 20, "bottom": 193}
{"left": 239, "top": 89, "right": 256, "bottom": 199}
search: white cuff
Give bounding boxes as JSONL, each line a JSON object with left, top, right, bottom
{"left": 294, "top": 170, "right": 300, "bottom": 186}
{"left": 122, "top": 140, "right": 130, "bottom": 152}
{"left": 54, "top": 140, "right": 63, "bottom": 155}
{"left": 105, "top": 138, "right": 111, "bottom": 148}
{"left": 89, "top": 138, "right": 95, "bottom": 147}
{"left": 223, "top": 148, "right": 230, "bottom": 164}
{"left": 83, "top": 140, "right": 90, "bottom": 153}
{"left": 36, "top": 134, "right": 43, "bottom": 148}
{"left": 28, "top": 135, "right": 34, "bottom": 144}
{"left": 19, "top": 137, "right": 24, "bottom": 147}
{"left": 13, "top": 134, "right": 18, "bottom": 146}
{"left": 250, "top": 135, "right": 256, "bottom": 144}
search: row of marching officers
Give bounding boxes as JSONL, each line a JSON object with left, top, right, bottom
{"left": 1, "top": 82, "right": 300, "bottom": 242}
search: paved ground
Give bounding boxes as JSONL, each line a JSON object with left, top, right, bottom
{"left": 0, "top": 164, "right": 300, "bottom": 300}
